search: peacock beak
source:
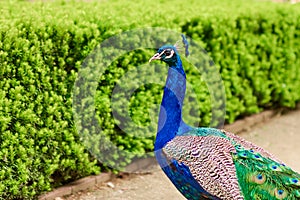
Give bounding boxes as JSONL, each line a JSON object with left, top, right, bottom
{"left": 149, "top": 53, "right": 161, "bottom": 63}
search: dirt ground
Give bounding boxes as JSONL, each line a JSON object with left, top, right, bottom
{"left": 64, "top": 110, "right": 300, "bottom": 200}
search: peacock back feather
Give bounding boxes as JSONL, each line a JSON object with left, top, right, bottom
{"left": 163, "top": 128, "right": 300, "bottom": 199}
{"left": 233, "top": 142, "right": 300, "bottom": 199}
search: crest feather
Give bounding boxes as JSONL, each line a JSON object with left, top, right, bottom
{"left": 174, "top": 34, "right": 189, "bottom": 57}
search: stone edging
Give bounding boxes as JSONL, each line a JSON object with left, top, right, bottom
{"left": 38, "top": 173, "right": 112, "bottom": 200}
{"left": 223, "top": 109, "right": 280, "bottom": 133}
{"left": 38, "top": 108, "right": 286, "bottom": 200}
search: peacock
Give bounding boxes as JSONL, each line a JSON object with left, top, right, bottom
{"left": 149, "top": 35, "right": 300, "bottom": 200}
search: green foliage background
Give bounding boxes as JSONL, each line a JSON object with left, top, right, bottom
{"left": 0, "top": 0, "right": 299, "bottom": 198}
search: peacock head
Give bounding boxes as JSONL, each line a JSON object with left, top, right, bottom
{"left": 149, "top": 45, "right": 179, "bottom": 65}
{"left": 149, "top": 34, "right": 189, "bottom": 65}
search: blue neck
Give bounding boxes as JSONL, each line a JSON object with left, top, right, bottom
{"left": 154, "top": 56, "right": 191, "bottom": 150}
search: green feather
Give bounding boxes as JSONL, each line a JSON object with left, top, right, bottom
{"left": 232, "top": 145, "right": 300, "bottom": 200}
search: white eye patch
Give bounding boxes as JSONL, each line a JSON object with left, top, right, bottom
{"left": 164, "top": 49, "right": 175, "bottom": 59}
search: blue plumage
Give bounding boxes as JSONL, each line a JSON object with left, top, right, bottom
{"left": 149, "top": 35, "right": 300, "bottom": 199}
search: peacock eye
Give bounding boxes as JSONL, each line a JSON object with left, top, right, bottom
{"left": 164, "top": 50, "right": 172, "bottom": 56}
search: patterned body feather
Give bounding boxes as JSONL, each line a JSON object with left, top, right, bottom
{"left": 149, "top": 36, "right": 300, "bottom": 199}
{"left": 163, "top": 128, "right": 300, "bottom": 199}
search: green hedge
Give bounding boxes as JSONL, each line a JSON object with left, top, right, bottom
{"left": 0, "top": 0, "right": 300, "bottom": 199}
